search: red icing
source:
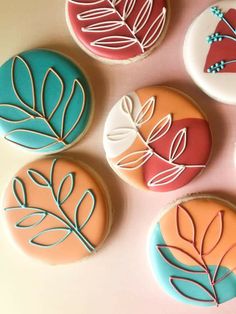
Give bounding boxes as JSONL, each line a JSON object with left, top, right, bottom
{"left": 143, "top": 118, "right": 212, "bottom": 192}
{"left": 67, "top": 0, "right": 167, "bottom": 61}
{"left": 204, "top": 9, "right": 236, "bottom": 73}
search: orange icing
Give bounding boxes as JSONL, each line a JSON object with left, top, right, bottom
{"left": 2, "top": 157, "right": 111, "bottom": 265}
{"left": 160, "top": 198, "right": 236, "bottom": 273}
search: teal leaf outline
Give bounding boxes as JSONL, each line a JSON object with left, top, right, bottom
{"left": 74, "top": 189, "right": 96, "bottom": 231}
{"left": 27, "top": 169, "right": 50, "bottom": 187}
{"left": 30, "top": 227, "right": 72, "bottom": 248}
{"left": 12, "top": 177, "right": 27, "bottom": 207}
{"left": 16, "top": 212, "right": 47, "bottom": 229}
{"left": 170, "top": 276, "right": 216, "bottom": 304}
{"left": 57, "top": 172, "right": 75, "bottom": 205}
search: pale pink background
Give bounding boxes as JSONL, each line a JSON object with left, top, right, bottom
{"left": 0, "top": 0, "right": 236, "bottom": 313}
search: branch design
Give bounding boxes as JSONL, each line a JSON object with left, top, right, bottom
{"left": 4, "top": 159, "right": 96, "bottom": 253}
{"left": 0, "top": 55, "right": 86, "bottom": 152}
{"left": 207, "top": 6, "right": 236, "bottom": 73}
{"left": 107, "top": 95, "right": 206, "bottom": 187}
{"left": 156, "top": 205, "right": 236, "bottom": 306}
{"left": 69, "top": 0, "right": 167, "bottom": 52}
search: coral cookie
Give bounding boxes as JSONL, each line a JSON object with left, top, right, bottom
{"left": 2, "top": 157, "right": 111, "bottom": 264}
{"left": 103, "top": 86, "right": 212, "bottom": 192}
{"left": 65, "top": 0, "right": 169, "bottom": 63}
{"left": 0, "top": 49, "right": 93, "bottom": 153}
{"left": 149, "top": 195, "right": 236, "bottom": 306}
{"left": 184, "top": 1, "right": 236, "bottom": 105}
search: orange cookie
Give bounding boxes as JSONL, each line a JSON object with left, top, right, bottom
{"left": 2, "top": 157, "right": 111, "bottom": 264}
{"left": 103, "top": 86, "right": 212, "bottom": 192}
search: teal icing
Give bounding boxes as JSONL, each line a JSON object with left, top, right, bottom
{"left": 148, "top": 223, "right": 236, "bottom": 307}
{"left": 5, "top": 159, "right": 96, "bottom": 252}
{"left": 0, "top": 49, "right": 92, "bottom": 153}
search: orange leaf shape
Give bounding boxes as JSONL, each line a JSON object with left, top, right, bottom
{"left": 176, "top": 205, "right": 196, "bottom": 245}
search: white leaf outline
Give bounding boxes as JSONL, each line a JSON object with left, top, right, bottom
{"left": 141, "top": 7, "right": 167, "bottom": 49}
{"left": 107, "top": 127, "right": 136, "bottom": 141}
{"left": 169, "top": 128, "right": 187, "bottom": 163}
{"left": 0, "top": 104, "right": 32, "bottom": 123}
{"left": 123, "top": 0, "right": 136, "bottom": 19}
{"left": 116, "top": 149, "right": 153, "bottom": 170}
{"left": 135, "top": 96, "right": 156, "bottom": 126}
{"left": 121, "top": 95, "right": 133, "bottom": 115}
{"left": 147, "top": 113, "right": 172, "bottom": 143}
{"left": 61, "top": 79, "right": 86, "bottom": 140}
{"left": 148, "top": 165, "right": 185, "bottom": 187}
{"left": 69, "top": 0, "right": 105, "bottom": 5}
{"left": 91, "top": 36, "right": 137, "bottom": 49}
{"left": 133, "top": 0, "right": 153, "bottom": 33}
{"left": 77, "top": 8, "right": 116, "bottom": 21}
{"left": 82, "top": 20, "right": 124, "bottom": 33}
{"left": 41, "top": 67, "right": 64, "bottom": 121}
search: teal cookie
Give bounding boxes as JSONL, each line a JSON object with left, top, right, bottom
{"left": 0, "top": 49, "right": 92, "bottom": 153}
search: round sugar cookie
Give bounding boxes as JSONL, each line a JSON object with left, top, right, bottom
{"left": 103, "top": 86, "right": 212, "bottom": 192}
{"left": 148, "top": 195, "right": 236, "bottom": 307}
{"left": 1, "top": 157, "right": 111, "bottom": 264}
{"left": 65, "top": 0, "right": 170, "bottom": 64}
{"left": 0, "top": 49, "right": 93, "bottom": 153}
{"left": 184, "top": 1, "right": 236, "bottom": 105}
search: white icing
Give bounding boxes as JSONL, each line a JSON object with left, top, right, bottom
{"left": 183, "top": 1, "right": 236, "bottom": 105}
{"left": 103, "top": 91, "right": 141, "bottom": 158}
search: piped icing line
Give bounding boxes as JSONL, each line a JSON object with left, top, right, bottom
{"left": 4, "top": 159, "right": 96, "bottom": 253}
{"left": 206, "top": 6, "right": 236, "bottom": 73}
{"left": 69, "top": 0, "right": 167, "bottom": 52}
{"left": 0, "top": 55, "right": 86, "bottom": 151}
{"left": 156, "top": 204, "right": 236, "bottom": 306}
{"left": 107, "top": 95, "right": 206, "bottom": 188}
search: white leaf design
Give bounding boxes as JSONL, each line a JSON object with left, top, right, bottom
{"left": 148, "top": 166, "right": 185, "bottom": 187}
{"left": 12, "top": 55, "right": 36, "bottom": 110}
{"left": 121, "top": 95, "right": 133, "bottom": 115}
{"left": 135, "top": 96, "right": 156, "bottom": 126}
{"left": 61, "top": 79, "right": 85, "bottom": 140}
{"left": 107, "top": 127, "right": 136, "bottom": 141}
{"left": 5, "top": 129, "right": 58, "bottom": 151}
{"left": 77, "top": 8, "right": 115, "bottom": 21}
{"left": 117, "top": 149, "right": 153, "bottom": 170}
{"left": 83, "top": 21, "right": 124, "bottom": 33}
{"left": 112, "top": 0, "right": 123, "bottom": 4}
{"left": 123, "top": 0, "right": 136, "bottom": 19}
{"left": 69, "top": 0, "right": 105, "bottom": 5}
{"left": 169, "top": 128, "right": 187, "bottom": 162}
{"left": 0, "top": 104, "right": 32, "bottom": 123}
{"left": 91, "top": 36, "right": 137, "bottom": 49}
{"left": 133, "top": 0, "right": 153, "bottom": 33}
{"left": 142, "top": 7, "right": 167, "bottom": 49}
{"left": 147, "top": 114, "right": 172, "bottom": 143}
{"left": 41, "top": 68, "right": 64, "bottom": 121}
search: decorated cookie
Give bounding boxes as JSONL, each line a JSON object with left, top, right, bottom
{"left": 184, "top": 1, "right": 236, "bottom": 105}
{"left": 65, "top": 0, "right": 169, "bottom": 64}
{"left": 149, "top": 195, "right": 236, "bottom": 307}
{"left": 0, "top": 49, "right": 93, "bottom": 153}
{"left": 1, "top": 157, "right": 111, "bottom": 264}
{"left": 103, "top": 86, "right": 212, "bottom": 192}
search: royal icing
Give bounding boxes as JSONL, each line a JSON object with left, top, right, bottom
{"left": 103, "top": 86, "right": 212, "bottom": 192}
{"left": 66, "top": 0, "right": 168, "bottom": 62}
{"left": 0, "top": 49, "right": 92, "bottom": 153}
{"left": 149, "top": 196, "right": 236, "bottom": 307}
{"left": 2, "top": 157, "right": 111, "bottom": 264}
{"left": 184, "top": 1, "right": 236, "bottom": 105}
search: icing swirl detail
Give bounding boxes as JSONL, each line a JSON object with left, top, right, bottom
{"left": 4, "top": 159, "right": 96, "bottom": 253}
{"left": 107, "top": 95, "right": 205, "bottom": 187}
{"left": 69, "top": 0, "right": 167, "bottom": 52}
{"left": 0, "top": 55, "right": 86, "bottom": 151}
{"left": 156, "top": 205, "right": 236, "bottom": 306}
